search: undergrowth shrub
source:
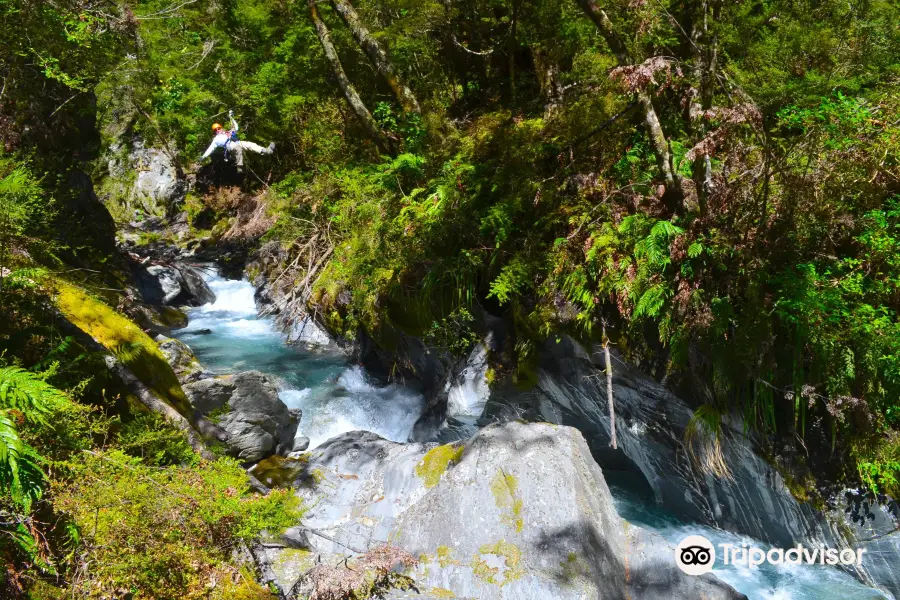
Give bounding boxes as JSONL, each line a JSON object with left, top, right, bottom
{"left": 52, "top": 450, "right": 303, "bottom": 599}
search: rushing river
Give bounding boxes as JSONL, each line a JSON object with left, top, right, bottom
{"left": 174, "top": 273, "right": 889, "bottom": 600}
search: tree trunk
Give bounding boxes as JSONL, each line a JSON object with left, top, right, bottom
{"left": 574, "top": 0, "right": 684, "bottom": 211}
{"left": 690, "top": 0, "right": 721, "bottom": 217}
{"left": 603, "top": 322, "right": 617, "bottom": 450}
{"left": 532, "top": 47, "right": 564, "bottom": 118}
{"left": 329, "top": 0, "right": 421, "bottom": 115}
{"left": 508, "top": 0, "right": 520, "bottom": 103}
{"left": 308, "top": 0, "right": 391, "bottom": 152}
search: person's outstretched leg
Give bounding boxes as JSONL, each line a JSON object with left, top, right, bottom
{"left": 237, "top": 140, "right": 273, "bottom": 155}
{"left": 229, "top": 142, "right": 245, "bottom": 168}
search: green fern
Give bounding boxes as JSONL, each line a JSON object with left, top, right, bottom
{"left": 0, "top": 366, "right": 65, "bottom": 426}
{"left": 634, "top": 283, "right": 671, "bottom": 318}
{"left": 0, "top": 367, "right": 65, "bottom": 510}
{"left": 0, "top": 411, "right": 45, "bottom": 510}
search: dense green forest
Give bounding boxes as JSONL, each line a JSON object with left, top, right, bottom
{"left": 2, "top": 0, "right": 900, "bottom": 596}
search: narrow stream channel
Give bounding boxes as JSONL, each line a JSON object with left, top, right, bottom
{"left": 174, "top": 272, "right": 889, "bottom": 600}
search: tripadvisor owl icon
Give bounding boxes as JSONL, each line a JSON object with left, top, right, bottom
{"left": 675, "top": 535, "right": 716, "bottom": 575}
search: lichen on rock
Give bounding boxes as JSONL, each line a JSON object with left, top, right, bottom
{"left": 472, "top": 540, "right": 524, "bottom": 587}
{"left": 490, "top": 470, "right": 524, "bottom": 533}
{"left": 415, "top": 443, "right": 465, "bottom": 489}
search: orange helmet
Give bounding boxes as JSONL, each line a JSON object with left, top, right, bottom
{"left": 212, "top": 123, "right": 223, "bottom": 131}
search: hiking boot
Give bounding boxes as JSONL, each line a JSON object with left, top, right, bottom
{"left": 266, "top": 142, "right": 275, "bottom": 154}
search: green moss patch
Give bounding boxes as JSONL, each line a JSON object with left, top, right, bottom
{"left": 55, "top": 282, "right": 191, "bottom": 417}
{"left": 415, "top": 443, "right": 465, "bottom": 489}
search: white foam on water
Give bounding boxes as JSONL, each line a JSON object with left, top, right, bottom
{"left": 197, "top": 273, "right": 259, "bottom": 316}
{"left": 280, "top": 366, "right": 425, "bottom": 449}
{"left": 637, "top": 520, "right": 889, "bottom": 600}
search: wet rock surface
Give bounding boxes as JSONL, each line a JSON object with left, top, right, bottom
{"left": 481, "top": 335, "right": 826, "bottom": 549}
{"left": 215, "top": 371, "right": 300, "bottom": 463}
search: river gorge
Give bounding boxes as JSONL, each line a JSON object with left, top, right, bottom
{"left": 168, "top": 270, "right": 890, "bottom": 600}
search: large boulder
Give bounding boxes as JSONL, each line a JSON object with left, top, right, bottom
{"left": 136, "top": 263, "right": 215, "bottom": 307}
{"left": 183, "top": 377, "right": 235, "bottom": 415}
{"left": 138, "top": 265, "right": 184, "bottom": 305}
{"left": 257, "top": 422, "right": 745, "bottom": 600}
{"left": 215, "top": 371, "right": 300, "bottom": 463}
{"left": 179, "top": 264, "right": 216, "bottom": 305}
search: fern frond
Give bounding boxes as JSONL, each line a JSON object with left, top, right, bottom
{"left": 0, "top": 410, "right": 45, "bottom": 510}
{"left": 0, "top": 366, "right": 66, "bottom": 424}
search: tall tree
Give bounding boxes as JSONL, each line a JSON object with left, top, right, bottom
{"left": 689, "top": 0, "right": 722, "bottom": 217}
{"left": 329, "top": 0, "right": 421, "bottom": 115}
{"left": 307, "top": 0, "right": 391, "bottom": 152}
{"left": 573, "top": 0, "right": 685, "bottom": 213}
{"left": 531, "top": 47, "right": 564, "bottom": 118}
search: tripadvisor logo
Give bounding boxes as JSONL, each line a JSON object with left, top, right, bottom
{"left": 675, "top": 535, "right": 867, "bottom": 576}
{"left": 675, "top": 535, "right": 716, "bottom": 575}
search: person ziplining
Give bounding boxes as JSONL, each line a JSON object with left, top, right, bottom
{"left": 198, "top": 110, "right": 274, "bottom": 173}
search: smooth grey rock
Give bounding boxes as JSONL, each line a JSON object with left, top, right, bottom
{"left": 446, "top": 333, "right": 493, "bottom": 419}
{"left": 292, "top": 436, "right": 310, "bottom": 452}
{"left": 478, "top": 337, "right": 900, "bottom": 598}
{"left": 262, "top": 422, "right": 745, "bottom": 600}
{"left": 142, "top": 265, "right": 184, "bottom": 305}
{"left": 218, "top": 371, "right": 300, "bottom": 463}
{"left": 183, "top": 377, "right": 235, "bottom": 415}
{"left": 136, "top": 263, "right": 215, "bottom": 307}
{"left": 282, "top": 315, "right": 334, "bottom": 349}
{"left": 179, "top": 265, "right": 215, "bottom": 306}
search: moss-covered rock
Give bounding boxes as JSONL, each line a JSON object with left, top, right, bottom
{"left": 252, "top": 455, "right": 308, "bottom": 488}
{"left": 55, "top": 281, "right": 192, "bottom": 418}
